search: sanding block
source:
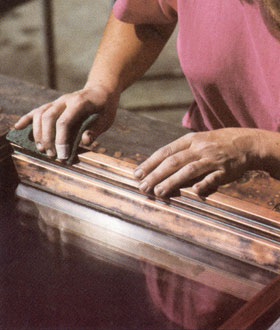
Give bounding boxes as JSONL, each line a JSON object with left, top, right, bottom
{"left": 6, "top": 113, "right": 99, "bottom": 165}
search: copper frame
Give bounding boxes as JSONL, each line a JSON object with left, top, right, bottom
{"left": 10, "top": 147, "right": 280, "bottom": 273}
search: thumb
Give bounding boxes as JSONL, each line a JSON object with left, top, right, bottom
{"left": 81, "top": 114, "right": 113, "bottom": 146}
{"left": 81, "top": 129, "right": 96, "bottom": 146}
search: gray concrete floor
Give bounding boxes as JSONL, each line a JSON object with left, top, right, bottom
{"left": 0, "top": 0, "right": 193, "bottom": 125}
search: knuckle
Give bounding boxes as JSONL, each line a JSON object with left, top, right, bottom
{"left": 145, "top": 170, "right": 163, "bottom": 188}
{"left": 20, "top": 114, "right": 30, "bottom": 122}
{"left": 200, "top": 142, "right": 219, "bottom": 154}
{"left": 71, "top": 94, "right": 84, "bottom": 105}
{"left": 204, "top": 177, "right": 213, "bottom": 186}
{"left": 164, "top": 176, "right": 179, "bottom": 191}
{"left": 39, "top": 102, "right": 52, "bottom": 111}
{"left": 33, "top": 109, "right": 42, "bottom": 117}
{"left": 205, "top": 171, "right": 223, "bottom": 187}
{"left": 167, "top": 155, "right": 181, "bottom": 168}
{"left": 56, "top": 118, "right": 69, "bottom": 128}
{"left": 186, "top": 162, "right": 198, "bottom": 173}
{"left": 197, "top": 181, "right": 206, "bottom": 190}
{"left": 158, "top": 145, "right": 173, "bottom": 159}
{"left": 31, "top": 108, "right": 42, "bottom": 117}
{"left": 41, "top": 137, "right": 52, "bottom": 147}
{"left": 145, "top": 174, "right": 156, "bottom": 186}
{"left": 163, "top": 178, "right": 173, "bottom": 190}
{"left": 42, "top": 111, "right": 54, "bottom": 121}
{"left": 185, "top": 132, "right": 195, "bottom": 142}
{"left": 57, "top": 94, "right": 68, "bottom": 102}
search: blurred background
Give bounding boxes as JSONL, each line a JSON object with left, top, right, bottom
{"left": 0, "top": 0, "right": 193, "bottom": 124}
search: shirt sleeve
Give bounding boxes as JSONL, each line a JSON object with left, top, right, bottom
{"left": 113, "top": 0, "right": 177, "bottom": 25}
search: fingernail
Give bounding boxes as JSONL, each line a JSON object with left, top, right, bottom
{"left": 36, "top": 143, "right": 42, "bottom": 150}
{"left": 46, "top": 149, "right": 56, "bottom": 157}
{"left": 83, "top": 132, "right": 94, "bottom": 146}
{"left": 155, "top": 186, "right": 165, "bottom": 196}
{"left": 139, "top": 181, "right": 149, "bottom": 192}
{"left": 55, "top": 144, "right": 70, "bottom": 160}
{"left": 134, "top": 168, "right": 144, "bottom": 179}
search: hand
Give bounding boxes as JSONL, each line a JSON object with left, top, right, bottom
{"left": 134, "top": 128, "right": 263, "bottom": 196}
{"left": 15, "top": 85, "right": 120, "bottom": 159}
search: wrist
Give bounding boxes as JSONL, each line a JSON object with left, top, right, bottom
{"left": 255, "top": 129, "right": 280, "bottom": 178}
{"left": 83, "top": 79, "right": 121, "bottom": 102}
{"left": 84, "top": 79, "right": 120, "bottom": 96}
{"left": 229, "top": 128, "right": 264, "bottom": 170}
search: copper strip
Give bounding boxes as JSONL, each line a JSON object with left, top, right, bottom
{"left": 77, "top": 152, "right": 280, "bottom": 240}
{"left": 79, "top": 151, "right": 280, "bottom": 225}
{"left": 12, "top": 153, "right": 280, "bottom": 271}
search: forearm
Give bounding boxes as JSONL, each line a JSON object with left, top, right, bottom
{"left": 85, "top": 12, "right": 176, "bottom": 95}
{"left": 15, "top": 13, "right": 177, "bottom": 158}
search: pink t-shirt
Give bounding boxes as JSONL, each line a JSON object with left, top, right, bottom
{"left": 113, "top": 0, "right": 280, "bottom": 132}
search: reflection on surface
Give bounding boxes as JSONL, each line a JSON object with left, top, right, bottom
{"left": 142, "top": 263, "right": 244, "bottom": 329}
{"left": 0, "top": 203, "right": 179, "bottom": 329}
{"left": 0, "top": 188, "right": 276, "bottom": 329}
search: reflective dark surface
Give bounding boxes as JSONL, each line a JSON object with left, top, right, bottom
{"left": 142, "top": 263, "right": 244, "bottom": 329}
{"left": 0, "top": 199, "right": 182, "bottom": 329}
{"left": 0, "top": 191, "right": 275, "bottom": 329}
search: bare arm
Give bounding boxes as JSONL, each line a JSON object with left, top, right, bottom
{"left": 86, "top": 13, "right": 176, "bottom": 93}
{"left": 15, "top": 12, "right": 176, "bottom": 159}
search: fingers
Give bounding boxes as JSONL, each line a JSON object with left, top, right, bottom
{"left": 55, "top": 144, "right": 70, "bottom": 160}
{"left": 152, "top": 159, "right": 214, "bottom": 196}
{"left": 192, "top": 170, "right": 225, "bottom": 196}
{"left": 28, "top": 102, "right": 65, "bottom": 157}
{"left": 55, "top": 100, "right": 88, "bottom": 146}
{"left": 138, "top": 149, "right": 197, "bottom": 193}
{"left": 41, "top": 103, "right": 66, "bottom": 156}
{"left": 52, "top": 103, "right": 88, "bottom": 160}
{"left": 32, "top": 111, "right": 44, "bottom": 151}
{"left": 14, "top": 100, "right": 73, "bottom": 158}
{"left": 134, "top": 129, "right": 253, "bottom": 197}
{"left": 14, "top": 111, "right": 34, "bottom": 129}
{"left": 138, "top": 154, "right": 224, "bottom": 197}
{"left": 15, "top": 103, "right": 55, "bottom": 153}
{"left": 134, "top": 134, "right": 193, "bottom": 180}
{"left": 13, "top": 87, "right": 119, "bottom": 161}
{"left": 55, "top": 99, "right": 109, "bottom": 159}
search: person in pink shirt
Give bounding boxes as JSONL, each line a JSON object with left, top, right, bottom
{"left": 16, "top": 0, "right": 280, "bottom": 196}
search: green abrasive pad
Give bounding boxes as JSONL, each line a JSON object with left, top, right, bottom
{"left": 6, "top": 113, "right": 99, "bottom": 165}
